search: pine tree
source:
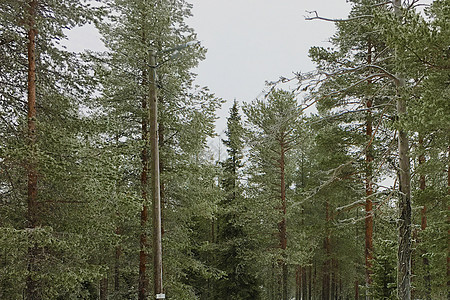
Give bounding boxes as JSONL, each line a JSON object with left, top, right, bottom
{"left": 93, "top": 0, "right": 222, "bottom": 298}
{"left": 0, "top": 1, "right": 105, "bottom": 298}
{"left": 244, "top": 89, "right": 303, "bottom": 300}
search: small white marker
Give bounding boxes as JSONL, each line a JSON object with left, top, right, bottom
{"left": 156, "top": 294, "right": 166, "bottom": 299}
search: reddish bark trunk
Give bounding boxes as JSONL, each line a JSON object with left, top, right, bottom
{"left": 365, "top": 42, "right": 374, "bottom": 295}
{"left": 159, "top": 122, "right": 165, "bottom": 237}
{"left": 365, "top": 98, "right": 374, "bottom": 292}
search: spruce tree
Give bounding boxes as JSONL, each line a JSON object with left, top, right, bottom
{"left": 213, "top": 100, "right": 260, "bottom": 299}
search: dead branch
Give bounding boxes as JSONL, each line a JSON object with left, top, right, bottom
{"left": 305, "top": 10, "right": 373, "bottom": 22}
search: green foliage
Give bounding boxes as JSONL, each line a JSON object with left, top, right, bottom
{"left": 1, "top": 0, "right": 448, "bottom": 299}
{"left": 371, "top": 239, "right": 397, "bottom": 299}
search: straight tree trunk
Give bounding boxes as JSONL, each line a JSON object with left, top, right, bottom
{"left": 149, "top": 50, "right": 164, "bottom": 298}
{"left": 138, "top": 63, "right": 149, "bottom": 300}
{"left": 308, "top": 265, "right": 312, "bottom": 300}
{"left": 159, "top": 122, "right": 165, "bottom": 236}
{"left": 100, "top": 277, "right": 108, "bottom": 300}
{"left": 393, "top": 2, "right": 412, "bottom": 299}
{"left": 418, "top": 136, "right": 431, "bottom": 299}
{"left": 302, "top": 266, "right": 307, "bottom": 300}
{"left": 323, "top": 201, "right": 331, "bottom": 300}
{"left": 447, "top": 145, "right": 449, "bottom": 299}
{"left": 114, "top": 226, "right": 121, "bottom": 293}
{"left": 296, "top": 266, "right": 301, "bottom": 300}
{"left": 279, "top": 142, "right": 288, "bottom": 300}
{"left": 25, "top": 1, "right": 40, "bottom": 299}
{"left": 364, "top": 42, "right": 374, "bottom": 300}
{"left": 396, "top": 77, "right": 412, "bottom": 300}
{"left": 330, "top": 261, "right": 335, "bottom": 300}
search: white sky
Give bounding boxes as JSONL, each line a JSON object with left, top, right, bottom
{"left": 187, "top": 0, "right": 351, "bottom": 140}
{"left": 64, "top": 0, "right": 353, "bottom": 136}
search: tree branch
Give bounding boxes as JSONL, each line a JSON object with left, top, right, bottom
{"left": 305, "top": 10, "right": 373, "bottom": 22}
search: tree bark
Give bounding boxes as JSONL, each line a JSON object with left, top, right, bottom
{"left": 394, "top": 2, "right": 412, "bottom": 299}
{"left": 302, "top": 266, "right": 307, "bottom": 300}
{"left": 279, "top": 141, "right": 288, "bottom": 300}
{"left": 114, "top": 226, "right": 121, "bottom": 293}
{"left": 138, "top": 62, "right": 149, "bottom": 300}
{"left": 322, "top": 201, "right": 331, "bottom": 300}
{"left": 100, "top": 277, "right": 108, "bottom": 300}
{"left": 149, "top": 50, "right": 164, "bottom": 298}
{"left": 418, "top": 136, "right": 431, "bottom": 299}
{"left": 396, "top": 82, "right": 412, "bottom": 300}
{"left": 447, "top": 145, "right": 449, "bottom": 300}
{"left": 364, "top": 42, "right": 374, "bottom": 299}
{"left": 308, "top": 265, "right": 312, "bottom": 300}
{"left": 25, "top": 1, "right": 40, "bottom": 299}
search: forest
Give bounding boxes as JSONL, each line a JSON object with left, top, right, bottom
{"left": 0, "top": 0, "right": 449, "bottom": 299}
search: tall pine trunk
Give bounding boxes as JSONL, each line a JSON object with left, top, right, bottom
{"left": 364, "top": 42, "right": 374, "bottom": 299}
{"left": 114, "top": 226, "right": 121, "bottom": 293}
{"left": 100, "top": 278, "right": 108, "bottom": 300}
{"left": 279, "top": 141, "right": 288, "bottom": 300}
{"left": 138, "top": 62, "right": 149, "bottom": 300}
{"left": 393, "top": 1, "right": 412, "bottom": 299}
{"left": 25, "top": 1, "right": 40, "bottom": 299}
{"left": 418, "top": 136, "right": 431, "bottom": 299}
{"left": 447, "top": 145, "right": 450, "bottom": 299}
{"left": 322, "top": 201, "right": 331, "bottom": 300}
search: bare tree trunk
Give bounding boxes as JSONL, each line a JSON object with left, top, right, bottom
{"left": 25, "top": 1, "right": 40, "bottom": 299}
{"left": 396, "top": 81, "right": 412, "bottom": 300}
{"left": 149, "top": 50, "right": 164, "bottom": 298}
{"left": 364, "top": 42, "right": 374, "bottom": 300}
{"left": 114, "top": 226, "right": 121, "bottom": 293}
{"left": 418, "top": 136, "right": 431, "bottom": 299}
{"left": 323, "top": 201, "right": 331, "bottom": 300}
{"left": 279, "top": 142, "right": 288, "bottom": 300}
{"left": 447, "top": 145, "right": 450, "bottom": 300}
{"left": 296, "top": 266, "right": 301, "bottom": 300}
{"left": 301, "top": 267, "right": 308, "bottom": 300}
{"left": 393, "top": 2, "right": 412, "bottom": 299}
{"left": 159, "top": 121, "right": 165, "bottom": 237}
{"left": 100, "top": 277, "right": 108, "bottom": 300}
{"left": 308, "top": 265, "right": 312, "bottom": 300}
{"left": 138, "top": 61, "right": 149, "bottom": 300}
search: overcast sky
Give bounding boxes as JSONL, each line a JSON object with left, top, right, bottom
{"left": 189, "top": 1, "right": 353, "bottom": 138}
{"left": 187, "top": 0, "right": 350, "bottom": 102}
{"left": 65, "top": 0, "right": 353, "bottom": 136}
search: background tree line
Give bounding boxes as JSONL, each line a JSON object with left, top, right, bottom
{"left": 0, "top": 0, "right": 448, "bottom": 299}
